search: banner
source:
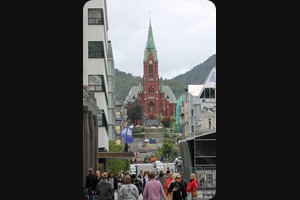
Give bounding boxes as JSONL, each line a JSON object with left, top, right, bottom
{"left": 120, "top": 127, "right": 134, "bottom": 143}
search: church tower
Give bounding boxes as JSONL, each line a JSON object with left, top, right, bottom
{"left": 136, "top": 19, "right": 177, "bottom": 121}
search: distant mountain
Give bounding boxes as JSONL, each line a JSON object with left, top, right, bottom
{"left": 115, "top": 54, "right": 216, "bottom": 102}
{"left": 172, "top": 54, "right": 216, "bottom": 84}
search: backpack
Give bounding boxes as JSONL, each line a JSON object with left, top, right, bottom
{"left": 134, "top": 178, "right": 142, "bottom": 192}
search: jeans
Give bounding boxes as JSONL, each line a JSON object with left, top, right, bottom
{"left": 87, "top": 187, "right": 95, "bottom": 200}
{"left": 187, "top": 192, "right": 192, "bottom": 200}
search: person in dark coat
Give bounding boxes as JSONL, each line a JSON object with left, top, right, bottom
{"left": 92, "top": 170, "right": 101, "bottom": 194}
{"left": 85, "top": 168, "right": 96, "bottom": 200}
{"left": 96, "top": 172, "right": 114, "bottom": 200}
{"left": 168, "top": 173, "right": 185, "bottom": 200}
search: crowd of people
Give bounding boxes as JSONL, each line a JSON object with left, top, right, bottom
{"left": 84, "top": 168, "right": 199, "bottom": 200}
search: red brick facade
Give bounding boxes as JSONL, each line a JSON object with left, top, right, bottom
{"left": 137, "top": 52, "right": 176, "bottom": 120}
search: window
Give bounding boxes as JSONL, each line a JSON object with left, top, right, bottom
{"left": 148, "top": 102, "right": 155, "bottom": 112}
{"left": 149, "top": 60, "right": 153, "bottom": 77}
{"left": 97, "top": 114, "right": 103, "bottom": 126}
{"left": 88, "top": 41, "right": 104, "bottom": 58}
{"left": 200, "top": 88, "right": 215, "bottom": 99}
{"left": 88, "top": 75, "right": 103, "bottom": 92}
{"left": 191, "top": 109, "right": 194, "bottom": 116}
{"left": 88, "top": 9, "right": 103, "bottom": 25}
{"left": 191, "top": 126, "right": 194, "bottom": 132}
{"left": 206, "top": 174, "right": 213, "bottom": 185}
{"left": 148, "top": 86, "right": 154, "bottom": 93}
{"left": 98, "top": 110, "right": 107, "bottom": 127}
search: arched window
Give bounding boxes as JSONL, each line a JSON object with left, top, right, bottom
{"left": 148, "top": 86, "right": 154, "bottom": 93}
{"left": 148, "top": 102, "right": 155, "bottom": 112}
{"left": 149, "top": 60, "right": 153, "bottom": 77}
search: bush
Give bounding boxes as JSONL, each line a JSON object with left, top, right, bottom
{"left": 132, "top": 126, "right": 140, "bottom": 133}
{"left": 164, "top": 132, "right": 170, "bottom": 138}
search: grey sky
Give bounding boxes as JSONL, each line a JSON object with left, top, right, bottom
{"left": 107, "top": 0, "right": 216, "bottom": 79}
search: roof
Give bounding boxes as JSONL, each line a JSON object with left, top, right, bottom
{"left": 146, "top": 20, "right": 155, "bottom": 49}
{"left": 126, "top": 85, "right": 177, "bottom": 104}
{"left": 188, "top": 84, "right": 203, "bottom": 96}
{"left": 163, "top": 85, "right": 177, "bottom": 103}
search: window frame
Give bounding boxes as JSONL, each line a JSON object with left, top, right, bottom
{"left": 88, "top": 8, "right": 104, "bottom": 25}
{"left": 88, "top": 41, "right": 104, "bottom": 58}
{"left": 88, "top": 74, "right": 104, "bottom": 92}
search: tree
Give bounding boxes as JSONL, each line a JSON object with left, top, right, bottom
{"left": 125, "top": 100, "right": 143, "bottom": 125}
{"left": 156, "top": 139, "right": 179, "bottom": 160}
{"left": 107, "top": 141, "right": 130, "bottom": 173}
{"left": 161, "top": 117, "right": 171, "bottom": 128}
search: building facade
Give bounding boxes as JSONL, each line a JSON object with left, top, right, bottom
{"left": 107, "top": 41, "right": 117, "bottom": 141}
{"left": 185, "top": 67, "right": 216, "bottom": 139}
{"left": 83, "top": 0, "right": 110, "bottom": 177}
{"left": 127, "top": 20, "right": 177, "bottom": 123}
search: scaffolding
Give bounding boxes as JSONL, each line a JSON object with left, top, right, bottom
{"left": 180, "top": 132, "right": 216, "bottom": 199}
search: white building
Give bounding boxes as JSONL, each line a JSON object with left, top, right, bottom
{"left": 185, "top": 67, "right": 216, "bottom": 139}
{"left": 83, "top": 0, "right": 110, "bottom": 174}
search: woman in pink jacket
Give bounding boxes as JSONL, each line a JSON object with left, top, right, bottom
{"left": 143, "top": 171, "right": 167, "bottom": 200}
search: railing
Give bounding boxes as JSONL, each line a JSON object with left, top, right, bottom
{"left": 196, "top": 166, "right": 216, "bottom": 199}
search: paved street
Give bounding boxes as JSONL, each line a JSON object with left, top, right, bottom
{"left": 113, "top": 189, "right": 215, "bottom": 200}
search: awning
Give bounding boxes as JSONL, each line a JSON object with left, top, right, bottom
{"left": 98, "top": 152, "right": 135, "bottom": 159}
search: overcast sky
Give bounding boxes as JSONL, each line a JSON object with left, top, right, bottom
{"left": 106, "top": 0, "right": 216, "bottom": 79}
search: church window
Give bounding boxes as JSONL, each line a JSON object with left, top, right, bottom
{"left": 149, "top": 60, "right": 153, "bottom": 77}
{"left": 148, "top": 102, "right": 155, "bottom": 112}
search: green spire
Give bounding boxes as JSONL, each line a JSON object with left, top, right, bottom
{"left": 146, "top": 19, "right": 155, "bottom": 49}
{"left": 144, "top": 19, "right": 158, "bottom": 62}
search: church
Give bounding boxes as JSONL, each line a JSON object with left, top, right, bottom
{"left": 126, "top": 19, "right": 177, "bottom": 124}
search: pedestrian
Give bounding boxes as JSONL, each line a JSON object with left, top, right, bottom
{"left": 96, "top": 172, "right": 114, "bottom": 200}
{"left": 142, "top": 171, "right": 149, "bottom": 190}
{"left": 85, "top": 168, "right": 96, "bottom": 200}
{"left": 119, "top": 175, "right": 139, "bottom": 200}
{"left": 186, "top": 173, "right": 198, "bottom": 200}
{"left": 131, "top": 173, "right": 143, "bottom": 196}
{"left": 107, "top": 171, "right": 115, "bottom": 200}
{"left": 117, "top": 171, "right": 124, "bottom": 193}
{"left": 178, "top": 172, "right": 187, "bottom": 200}
{"left": 157, "top": 171, "right": 167, "bottom": 200}
{"left": 164, "top": 171, "right": 174, "bottom": 199}
{"left": 142, "top": 171, "right": 167, "bottom": 200}
{"left": 168, "top": 173, "right": 185, "bottom": 200}
{"left": 93, "top": 170, "right": 101, "bottom": 199}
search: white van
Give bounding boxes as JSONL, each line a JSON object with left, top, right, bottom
{"left": 153, "top": 161, "right": 165, "bottom": 171}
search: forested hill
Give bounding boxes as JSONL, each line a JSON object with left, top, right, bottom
{"left": 172, "top": 54, "right": 216, "bottom": 84}
{"left": 115, "top": 54, "right": 216, "bottom": 102}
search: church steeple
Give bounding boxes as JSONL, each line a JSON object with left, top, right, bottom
{"left": 144, "top": 17, "right": 158, "bottom": 62}
{"left": 146, "top": 19, "right": 155, "bottom": 49}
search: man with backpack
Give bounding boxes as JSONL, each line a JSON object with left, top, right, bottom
{"left": 131, "top": 173, "right": 143, "bottom": 196}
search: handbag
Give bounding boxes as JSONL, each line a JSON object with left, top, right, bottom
{"left": 167, "top": 192, "right": 173, "bottom": 200}
{"left": 192, "top": 190, "right": 198, "bottom": 198}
